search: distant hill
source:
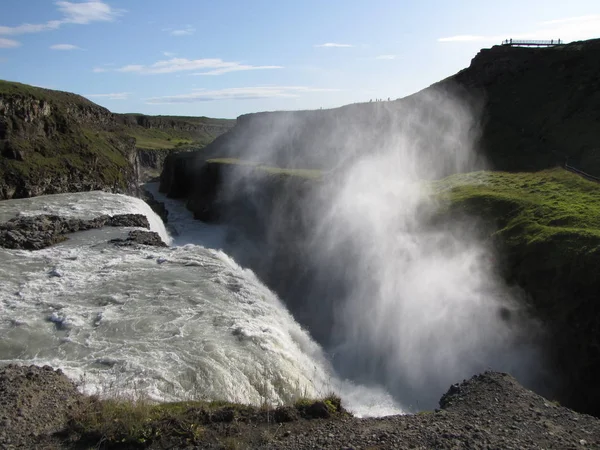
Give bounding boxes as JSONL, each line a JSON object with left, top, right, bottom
{"left": 0, "top": 80, "right": 233, "bottom": 199}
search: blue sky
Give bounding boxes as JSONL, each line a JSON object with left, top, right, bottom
{"left": 1, "top": 1, "right": 599, "bottom": 118}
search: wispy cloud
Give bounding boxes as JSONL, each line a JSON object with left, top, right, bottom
{"left": 146, "top": 86, "right": 340, "bottom": 103}
{"left": 438, "top": 14, "right": 600, "bottom": 44}
{"left": 376, "top": 54, "right": 396, "bottom": 60}
{"left": 315, "top": 42, "right": 353, "bottom": 48}
{"left": 0, "top": 1, "right": 124, "bottom": 36}
{"left": 114, "top": 57, "right": 283, "bottom": 75}
{"left": 85, "top": 92, "right": 130, "bottom": 100}
{"left": 0, "top": 38, "right": 20, "bottom": 48}
{"left": 164, "top": 25, "right": 195, "bottom": 36}
{"left": 162, "top": 51, "right": 176, "bottom": 57}
{"left": 50, "top": 43, "right": 81, "bottom": 50}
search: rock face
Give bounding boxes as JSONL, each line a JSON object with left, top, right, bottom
{"left": 0, "top": 213, "right": 158, "bottom": 250}
{"left": 110, "top": 230, "right": 167, "bottom": 247}
{"left": 0, "top": 81, "right": 140, "bottom": 200}
{"left": 115, "top": 113, "right": 232, "bottom": 137}
{"left": 0, "top": 80, "right": 233, "bottom": 200}
{"left": 179, "top": 38, "right": 600, "bottom": 176}
{"left": 0, "top": 364, "right": 83, "bottom": 449}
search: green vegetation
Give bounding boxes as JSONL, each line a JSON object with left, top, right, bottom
{"left": 431, "top": 168, "right": 600, "bottom": 318}
{"left": 124, "top": 127, "right": 195, "bottom": 150}
{"left": 207, "top": 158, "right": 324, "bottom": 179}
{"left": 432, "top": 168, "right": 600, "bottom": 250}
{"left": 0, "top": 79, "right": 100, "bottom": 107}
{"left": 0, "top": 79, "right": 234, "bottom": 198}
{"left": 68, "top": 394, "right": 346, "bottom": 448}
{"left": 119, "top": 115, "right": 234, "bottom": 151}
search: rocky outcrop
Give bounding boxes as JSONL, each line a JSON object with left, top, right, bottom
{"left": 0, "top": 80, "right": 233, "bottom": 200}
{"left": 115, "top": 113, "right": 232, "bottom": 136}
{"left": 109, "top": 229, "right": 167, "bottom": 247}
{"left": 2, "top": 366, "right": 599, "bottom": 449}
{"left": 0, "top": 365, "right": 84, "bottom": 449}
{"left": 186, "top": 39, "right": 600, "bottom": 176}
{"left": 141, "top": 187, "right": 168, "bottom": 223}
{"left": 0, "top": 81, "right": 139, "bottom": 200}
{"left": 0, "top": 213, "right": 154, "bottom": 250}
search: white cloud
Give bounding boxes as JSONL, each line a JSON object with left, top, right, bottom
{"left": 164, "top": 25, "right": 195, "bottom": 36}
{"left": 0, "top": 38, "right": 20, "bottom": 48}
{"left": 315, "top": 42, "right": 353, "bottom": 48}
{"left": 0, "top": 1, "right": 123, "bottom": 36}
{"left": 50, "top": 43, "right": 81, "bottom": 50}
{"left": 115, "top": 57, "right": 283, "bottom": 75}
{"left": 438, "top": 14, "right": 600, "bottom": 44}
{"left": 163, "top": 51, "right": 176, "bottom": 57}
{"left": 146, "top": 86, "right": 340, "bottom": 103}
{"left": 376, "top": 54, "right": 396, "bottom": 60}
{"left": 85, "top": 92, "right": 130, "bottom": 100}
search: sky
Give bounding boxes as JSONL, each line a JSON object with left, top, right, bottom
{"left": 0, "top": 1, "right": 599, "bottom": 119}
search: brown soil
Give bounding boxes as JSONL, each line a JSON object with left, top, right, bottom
{"left": 1, "top": 365, "right": 598, "bottom": 449}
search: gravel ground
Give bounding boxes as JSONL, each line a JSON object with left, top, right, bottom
{"left": 1, "top": 366, "right": 598, "bottom": 449}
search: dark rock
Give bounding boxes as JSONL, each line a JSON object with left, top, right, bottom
{"left": 274, "top": 406, "right": 299, "bottom": 423}
{"left": 0, "top": 213, "right": 151, "bottom": 250}
{"left": 305, "top": 401, "right": 331, "bottom": 419}
{"left": 141, "top": 188, "right": 168, "bottom": 223}
{"left": 109, "top": 230, "right": 167, "bottom": 247}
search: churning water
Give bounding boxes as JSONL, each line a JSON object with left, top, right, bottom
{"left": 0, "top": 189, "right": 401, "bottom": 417}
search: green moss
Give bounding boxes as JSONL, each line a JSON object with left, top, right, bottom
{"left": 432, "top": 168, "right": 600, "bottom": 244}
{"left": 431, "top": 168, "right": 600, "bottom": 310}
{"left": 207, "top": 158, "right": 323, "bottom": 180}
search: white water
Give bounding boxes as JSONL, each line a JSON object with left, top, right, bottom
{"left": 0, "top": 189, "right": 401, "bottom": 416}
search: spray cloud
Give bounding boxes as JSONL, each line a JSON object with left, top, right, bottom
{"left": 212, "top": 86, "right": 542, "bottom": 410}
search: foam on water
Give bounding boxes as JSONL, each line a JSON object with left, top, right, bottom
{"left": 0, "top": 189, "right": 402, "bottom": 416}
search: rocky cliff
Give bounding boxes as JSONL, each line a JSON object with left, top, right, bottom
{"left": 192, "top": 38, "right": 600, "bottom": 175}
{"left": 0, "top": 80, "right": 233, "bottom": 200}
{"left": 0, "top": 81, "right": 139, "bottom": 199}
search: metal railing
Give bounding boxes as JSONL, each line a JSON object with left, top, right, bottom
{"left": 501, "top": 39, "right": 563, "bottom": 47}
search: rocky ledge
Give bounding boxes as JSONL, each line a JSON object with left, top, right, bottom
{"left": 109, "top": 229, "right": 167, "bottom": 247}
{"left": 1, "top": 365, "right": 598, "bottom": 449}
{"left": 0, "top": 213, "right": 166, "bottom": 250}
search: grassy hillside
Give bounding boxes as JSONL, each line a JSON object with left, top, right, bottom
{"left": 116, "top": 114, "right": 234, "bottom": 151}
{"left": 433, "top": 168, "right": 600, "bottom": 249}
{"left": 0, "top": 80, "right": 136, "bottom": 198}
{"left": 433, "top": 168, "right": 600, "bottom": 414}
{"left": 207, "top": 158, "right": 324, "bottom": 179}
{"left": 0, "top": 79, "right": 234, "bottom": 198}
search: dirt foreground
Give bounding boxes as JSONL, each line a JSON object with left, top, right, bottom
{"left": 1, "top": 365, "right": 598, "bottom": 449}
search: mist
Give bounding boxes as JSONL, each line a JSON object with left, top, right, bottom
{"left": 208, "top": 86, "right": 544, "bottom": 411}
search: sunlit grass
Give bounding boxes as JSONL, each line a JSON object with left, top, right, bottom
{"left": 207, "top": 158, "right": 324, "bottom": 179}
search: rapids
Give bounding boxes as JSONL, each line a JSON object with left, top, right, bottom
{"left": 0, "top": 189, "right": 401, "bottom": 417}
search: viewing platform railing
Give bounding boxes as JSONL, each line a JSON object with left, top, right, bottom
{"left": 501, "top": 39, "right": 563, "bottom": 47}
